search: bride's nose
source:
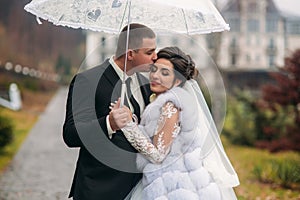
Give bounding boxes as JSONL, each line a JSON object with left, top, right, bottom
{"left": 151, "top": 71, "right": 160, "bottom": 79}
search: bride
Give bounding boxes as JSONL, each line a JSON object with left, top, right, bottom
{"left": 111, "top": 47, "right": 239, "bottom": 199}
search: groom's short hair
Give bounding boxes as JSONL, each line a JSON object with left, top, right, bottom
{"left": 115, "top": 23, "right": 156, "bottom": 58}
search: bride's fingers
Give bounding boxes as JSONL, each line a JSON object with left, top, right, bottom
{"left": 109, "top": 102, "right": 116, "bottom": 110}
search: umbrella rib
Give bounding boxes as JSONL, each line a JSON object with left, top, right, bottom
{"left": 119, "top": 0, "right": 129, "bottom": 32}
{"left": 181, "top": 8, "right": 189, "bottom": 35}
{"left": 123, "top": 0, "right": 131, "bottom": 83}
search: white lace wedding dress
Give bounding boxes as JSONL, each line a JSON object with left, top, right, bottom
{"left": 122, "top": 84, "right": 239, "bottom": 200}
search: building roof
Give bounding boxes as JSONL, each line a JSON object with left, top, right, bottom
{"left": 222, "top": 0, "right": 300, "bottom": 19}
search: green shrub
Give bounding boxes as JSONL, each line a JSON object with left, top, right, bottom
{"left": 252, "top": 164, "right": 265, "bottom": 182}
{"left": 271, "top": 159, "right": 300, "bottom": 187}
{"left": 0, "top": 110, "right": 14, "bottom": 150}
{"left": 253, "top": 158, "right": 300, "bottom": 189}
{"left": 223, "top": 92, "right": 257, "bottom": 146}
{"left": 223, "top": 90, "right": 295, "bottom": 149}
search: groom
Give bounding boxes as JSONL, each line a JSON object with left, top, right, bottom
{"left": 63, "top": 23, "right": 157, "bottom": 200}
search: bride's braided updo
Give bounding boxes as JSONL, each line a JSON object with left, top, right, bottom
{"left": 156, "top": 46, "right": 198, "bottom": 86}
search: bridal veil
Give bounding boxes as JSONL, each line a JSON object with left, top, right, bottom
{"left": 183, "top": 79, "right": 239, "bottom": 199}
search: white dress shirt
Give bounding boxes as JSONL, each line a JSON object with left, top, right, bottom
{"left": 106, "top": 56, "right": 145, "bottom": 138}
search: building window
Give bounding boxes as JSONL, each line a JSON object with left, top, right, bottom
{"left": 246, "top": 54, "right": 251, "bottom": 62}
{"left": 256, "top": 55, "right": 260, "bottom": 63}
{"left": 287, "top": 21, "right": 300, "bottom": 35}
{"left": 269, "top": 55, "right": 275, "bottom": 67}
{"left": 231, "top": 54, "right": 237, "bottom": 66}
{"left": 228, "top": 18, "right": 240, "bottom": 32}
{"left": 101, "top": 37, "right": 106, "bottom": 47}
{"left": 267, "top": 38, "right": 276, "bottom": 56}
{"left": 230, "top": 37, "right": 237, "bottom": 47}
{"left": 266, "top": 17, "right": 278, "bottom": 33}
{"left": 247, "top": 19, "right": 259, "bottom": 32}
{"left": 269, "top": 38, "right": 275, "bottom": 48}
{"left": 247, "top": 35, "right": 251, "bottom": 46}
{"left": 248, "top": 2, "right": 258, "bottom": 13}
{"left": 256, "top": 35, "right": 260, "bottom": 45}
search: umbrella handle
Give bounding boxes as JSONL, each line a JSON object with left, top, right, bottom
{"left": 120, "top": 83, "right": 126, "bottom": 107}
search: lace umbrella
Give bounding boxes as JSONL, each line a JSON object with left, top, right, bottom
{"left": 24, "top": 0, "right": 229, "bottom": 34}
{"left": 24, "top": 0, "right": 229, "bottom": 104}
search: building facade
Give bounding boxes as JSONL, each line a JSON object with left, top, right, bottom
{"left": 219, "top": 0, "right": 300, "bottom": 70}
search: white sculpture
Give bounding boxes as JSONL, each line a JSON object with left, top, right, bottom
{"left": 0, "top": 83, "right": 22, "bottom": 111}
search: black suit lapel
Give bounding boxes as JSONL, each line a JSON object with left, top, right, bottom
{"left": 103, "top": 62, "right": 121, "bottom": 87}
{"left": 102, "top": 63, "right": 123, "bottom": 102}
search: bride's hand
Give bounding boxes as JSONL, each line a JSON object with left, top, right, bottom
{"left": 109, "top": 98, "right": 132, "bottom": 130}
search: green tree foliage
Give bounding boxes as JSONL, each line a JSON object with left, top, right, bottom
{"left": 223, "top": 91, "right": 269, "bottom": 146}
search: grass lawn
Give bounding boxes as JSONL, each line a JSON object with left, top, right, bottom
{"left": 224, "top": 138, "right": 300, "bottom": 200}
{"left": 0, "top": 89, "right": 56, "bottom": 174}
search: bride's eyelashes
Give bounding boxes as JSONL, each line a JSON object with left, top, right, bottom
{"left": 150, "top": 65, "right": 172, "bottom": 77}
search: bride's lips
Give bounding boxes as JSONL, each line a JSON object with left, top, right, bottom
{"left": 150, "top": 81, "right": 160, "bottom": 86}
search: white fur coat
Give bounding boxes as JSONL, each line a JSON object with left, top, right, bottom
{"left": 136, "top": 87, "right": 222, "bottom": 200}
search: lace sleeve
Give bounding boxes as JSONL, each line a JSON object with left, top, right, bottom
{"left": 121, "top": 102, "right": 181, "bottom": 163}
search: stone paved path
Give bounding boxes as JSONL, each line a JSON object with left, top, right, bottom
{"left": 0, "top": 87, "right": 78, "bottom": 200}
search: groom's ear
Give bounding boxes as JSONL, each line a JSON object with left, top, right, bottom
{"left": 127, "top": 49, "right": 134, "bottom": 61}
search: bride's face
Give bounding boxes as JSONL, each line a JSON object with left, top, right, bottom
{"left": 149, "top": 58, "right": 181, "bottom": 95}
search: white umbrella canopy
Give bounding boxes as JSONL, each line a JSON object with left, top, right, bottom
{"left": 24, "top": 0, "right": 229, "bottom": 35}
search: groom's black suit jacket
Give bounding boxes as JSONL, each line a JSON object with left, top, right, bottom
{"left": 63, "top": 59, "right": 151, "bottom": 200}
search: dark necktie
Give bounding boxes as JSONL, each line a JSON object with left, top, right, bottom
{"left": 125, "top": 77, "right": 141, "bottom": 122}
